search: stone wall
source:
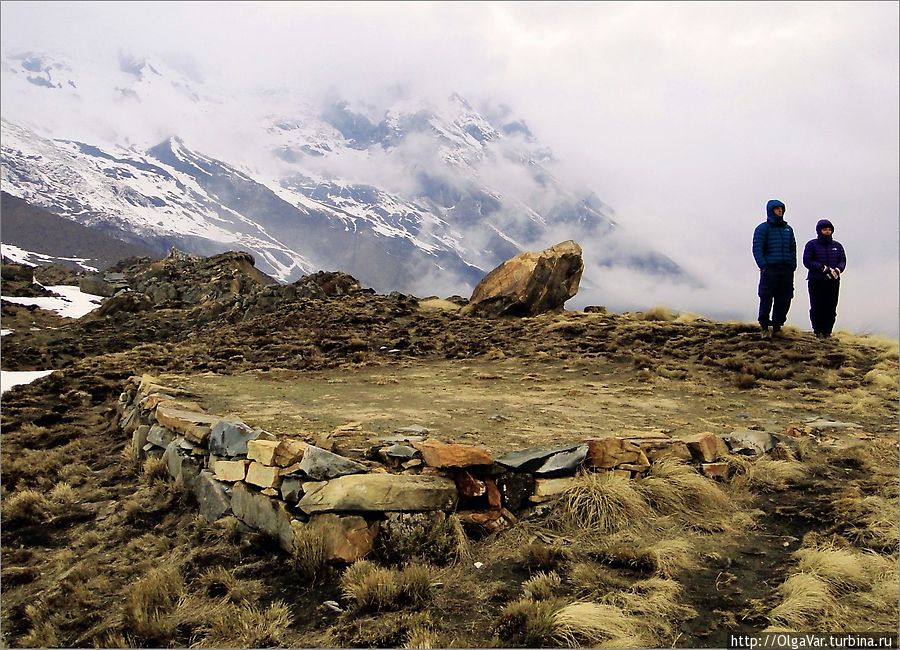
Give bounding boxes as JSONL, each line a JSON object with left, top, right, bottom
{"left": 118, "top": 373, "right": 779, "bottom": 563}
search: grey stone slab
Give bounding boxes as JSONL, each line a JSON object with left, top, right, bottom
{"left": 164, "top": 440, "right": 201, "bottom": 490}
{"left": 534, "top": 444, "right": 589, "bottom": 476}
{"left": 209, "top": 419, "right": 260, "bottom": 457}
{"left": 496, "top": 444, "right": 581, "bottom": 472}
{"left": 147, "top": 424, "right": 176, "bottom": 448}
{"left": 720, "top": 430, "right": 775, "bottom": 455}
{"left": 231, "top": 482, "right": 296, "bottom": 551}
{"left": 299, "top": 445, "right": 368, "bottom": 481}
{"left": 194, "top": 471, "right": 232, "bottom": 522}
{"left": 281, "top": 477, "right": 304, "bottom": 504}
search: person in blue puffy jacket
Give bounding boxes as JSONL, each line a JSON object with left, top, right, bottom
{"left": 802, "top": 219, "right": 846, "bottom": 338}
{"left": 752, "top": 199, "right": 797, "bottom": 338}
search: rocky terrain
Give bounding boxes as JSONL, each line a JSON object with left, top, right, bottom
{"left": 1, "top": 250, "right": 897, "bottom": 648}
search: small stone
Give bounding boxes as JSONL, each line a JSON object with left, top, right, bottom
{"left": 395, "top": 425, "right": 430, "bottom": 435}
{"left": 247, "top": 439, "right": 280, "bottom": 465}
{"left": 298, "top": 445, "right": 368, "bottom": 481}
{"left": 281, "top": 477, "right": 304, "bottom": 503}
{"left": 209, "top": 419, "right": 260, "bottom": 457}
{"left": 530, "top": 477, "right": 577, "bottom": 502}
{"left": 584, "top": 438, "right": 645, "bottom": 469}
{"left": 194, "top": 471, "right": 232, "bottom": 522}
{"left": 701, "top": 462, "right": 730, "bottom": 481}
{"left": 412, "top": 439, "right": 494, "bottom": 468}
{"left": 684, "top": 433, "right": 720, "bottom": 463}
{"left": 273, "top": 438, "right": 307, "bottom": 467}
{"left": 147, "top": 424, "right": 176, "bottom": 449}
{"left": 246, "top": 461, "right": 282, "bottom": 489}
{"left": 213, "top": 459, "right": 249, "bottom": 482}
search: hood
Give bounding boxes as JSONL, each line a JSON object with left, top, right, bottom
{"left": 766, "top": 199, "right": 786, "bottom": 223}
{"left": 816, "top": 219, "right": 834, "bottom": 236}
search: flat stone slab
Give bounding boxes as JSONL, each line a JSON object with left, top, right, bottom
{"left": 231, "top": 481, "right": 296, "bottom": 552}
{"left": 156, "top": 405, "right": 219, "bottom": 446}
{"left": 412, "top": 439, "right": 494, "bottom": 468}
{"left": 209, "top": 419, "right": 259, "bottom": 457}
{"left": 720, "top": 429, "right": 775, "bottom": 455}
{"left": 195, "top": 471, "right": 232, "bottom": 522}
{"left": 299, "top": 445, "right": 368, "bottom": 481}
{"left": 496, "top": 444, "right": 581, "bottom": 472}
{"left": 803, "top": 417, "right": 861, "bottom": 431}
{"left": 299, "top": 474, "right": 458, "bottom": 514}
{"left": 534, "top": 444, "right": 588, "bottom": 476}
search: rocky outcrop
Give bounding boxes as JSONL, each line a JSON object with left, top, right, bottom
{"left": 464, "top": 240, "right": 584, "bottom": 317}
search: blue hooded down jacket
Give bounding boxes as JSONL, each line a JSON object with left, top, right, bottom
{"left": 753, "top": 199, "right": 797, "bottom": 270}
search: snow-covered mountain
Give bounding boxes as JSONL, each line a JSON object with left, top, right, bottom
{"left": 0, "top": 49, "right": 687, "bottom": 292}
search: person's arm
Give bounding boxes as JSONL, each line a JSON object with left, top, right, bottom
{"left": 802, "top": 240, "right": 817, "bottom": 271}
{"left": 789, "top": 228, "right": 798, "bottom": 270}
{"left": 752, "top": 224, "right": 767, "bottom": 269}
{"left": 835, "top": 242, "right": 847, "bottom": 273}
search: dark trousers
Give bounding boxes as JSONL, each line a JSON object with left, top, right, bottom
{"left": 758, "top": 268, "right": 794, "bottom": 329}
{"left": 808, "top": 278, "right": 840, "bottom": 335}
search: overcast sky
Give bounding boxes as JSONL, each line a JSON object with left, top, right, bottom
{"left": 2, "top": 1, "right": 898, "bottom": 337}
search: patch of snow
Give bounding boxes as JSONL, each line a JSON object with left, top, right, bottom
{"left": 1, "top": 284, "right": 104, "bottom": 318}
{"left": 1, "top": 329, "right": 13, "bottom": 336}
{"left": 1, "top": 369, "right": 55, "bottom": 393}
{"left": 0, "top": 243, "right": 99, "bottom": 271}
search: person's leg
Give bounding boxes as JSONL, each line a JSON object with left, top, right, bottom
{"left": 822, "top": 281, "right": 840, "bottom": 336}
{"left": 771, "top": 271, "right": 793, "bottom": 331}
{"left": 808, "top": 279, "right": 825, "bottom": 334}
{"left": 757, "top": 271, "right": 773, "bottom": 330}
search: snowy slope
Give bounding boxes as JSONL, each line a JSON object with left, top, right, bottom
{"left": 1, "top": 48, "right": 686, "bottom": 292}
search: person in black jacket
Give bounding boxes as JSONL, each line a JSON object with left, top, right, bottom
{"left": 752, "top": 199, "right": 797, "bottom": 339}
{"left": 802, "top": 219, "right": 846, "bottom": 338}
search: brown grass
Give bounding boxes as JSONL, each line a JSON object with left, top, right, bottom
{"left": 522, "top": 571, "right": 562, "bottom": 601}
{"left": 141, "top": 455, "right": 169, "bottom": 484}
{"left": 555, "top": 471, "right": 651, "bottom": 534}
{"left": 769, "top": 541, "right": 899, "bottom": 631}
{"left": 291, "top": 523, "right": 330, "bottom": 582}
{"left": 2, "top": 488, "right": 50, "bottom": 524}
{"left": 551, "top": 601, "right": 646, "bottom": 648}
{"left": 340, "top": 561, "right": 436, "bottom": 612}
{"left": 748, "top": 458, "right": 808, "bottom": 492}
{"left": 122, "top": 565, "right": 185, "bottom": 641}
{"left": 197, "top": 566, "right": 266, "bottom": 604}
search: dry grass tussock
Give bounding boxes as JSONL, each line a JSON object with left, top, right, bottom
{"left": 498, "top": 577, "right": 695, "bottom": 648}
{"left": 555, "top": 471, "right": 651, "bottom": 534}
{"left": 118, "top": 563, "right": 293, "bottom": 647}
{"left": 2, "top": 488, "right": 51, "bottom": 524}
{"left": 291, "top": 523, "right": 329, "bottom": 582}
{"left": 341, "top": 560, "right": 436, "bottom": 611}
{"left": 747, "top": 457, "right": 808, "bottom": 492}
{"left": 553, "top": 460, "right": 741, "bottom": 582}
{"left": 523, "top": 571, "right": 562, "bottom": 600}
{"left": 768, "top": 542, "right": 898, "bottom": 631}
{"left": 637, "top": 459, "right": 737, "bottom": 528}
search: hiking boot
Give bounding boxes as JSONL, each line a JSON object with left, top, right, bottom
{"left": 772, "top": 327, "right": 783, "bottom": 338}
{"left": 760, "top": 327, "right": 772, "bottom": 340}
{"left": 814, "top": 332, "right": 825, "bottom": 339}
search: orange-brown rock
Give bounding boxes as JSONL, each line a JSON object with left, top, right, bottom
{"left": 636, "top": 439, "right": 692, "bottom": 463}
{"left": 155, "top": 404, "right": 219, "bottom": 446}
{"left": 584, "top": 437, "right": 646, "bottom": 469}
{"left": 684, "top": 433, "right": 720, "bottom": 463}
{"left": 273, "top": 438, "right": 307, "bottom": 467}
{"left": 485, "top": 478, "right": 502, "bottom": 509}
{"left": 465, "top": 240, "right": 584, "bottom": 317}
{"left": 307, "top": 514, "right": 379, "bottom": 563}
{"left": 412, "top": 439, "right": 494, "bottom": 468}
{"left": 701, "top": 462, "right": 730, "bottom": 481}
{"left": 454, "top": 470, "right": 487, "bottom": 498}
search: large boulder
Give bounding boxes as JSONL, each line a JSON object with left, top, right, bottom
{"left": 464, "top": 240, "right": 584, "bottom": 317}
